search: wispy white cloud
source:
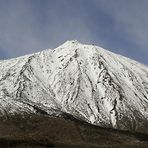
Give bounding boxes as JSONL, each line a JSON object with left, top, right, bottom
{"left": 94, "top": 0, "right": 148, "bottom": 54}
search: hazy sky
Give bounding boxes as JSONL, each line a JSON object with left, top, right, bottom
{"left": 0, "top": 0, "right": 148, "bottom": 65}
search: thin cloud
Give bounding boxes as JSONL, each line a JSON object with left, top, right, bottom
{"left": 95, "top": 0, "right": 148, "bottom": 53}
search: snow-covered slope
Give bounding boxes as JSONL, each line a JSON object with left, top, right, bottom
{"left": 0, "top": 40, "right": 148, "bottom": 132}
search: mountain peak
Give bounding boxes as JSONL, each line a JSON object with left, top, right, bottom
{"left": 57, "top": 40, "right": 82, "bottom": 50}
{"left": 64, "top": 40, "right": 80, "bottom": 44}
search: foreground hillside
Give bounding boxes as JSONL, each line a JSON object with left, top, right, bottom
{"left": 0, "top": 114, "right": 148, "bottom": 148}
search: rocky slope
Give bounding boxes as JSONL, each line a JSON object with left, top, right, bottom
{"left": 0, "top": 40, "right": 148, "bottom": 133}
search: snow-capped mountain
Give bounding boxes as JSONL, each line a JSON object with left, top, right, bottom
{"left": 0, "top": 40, "right": 148, "bottom": 132}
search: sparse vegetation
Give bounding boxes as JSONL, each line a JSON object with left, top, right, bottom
{"left": 0, "top": 114, "right": 148, "bottom": 148}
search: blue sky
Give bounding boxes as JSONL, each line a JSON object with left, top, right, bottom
{"left": 0, "top": 0, "right": 148, "bottom": 65}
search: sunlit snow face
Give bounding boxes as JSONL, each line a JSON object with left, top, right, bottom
{"left": 0, "top": 41, "right": 148, "bottom": 132}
